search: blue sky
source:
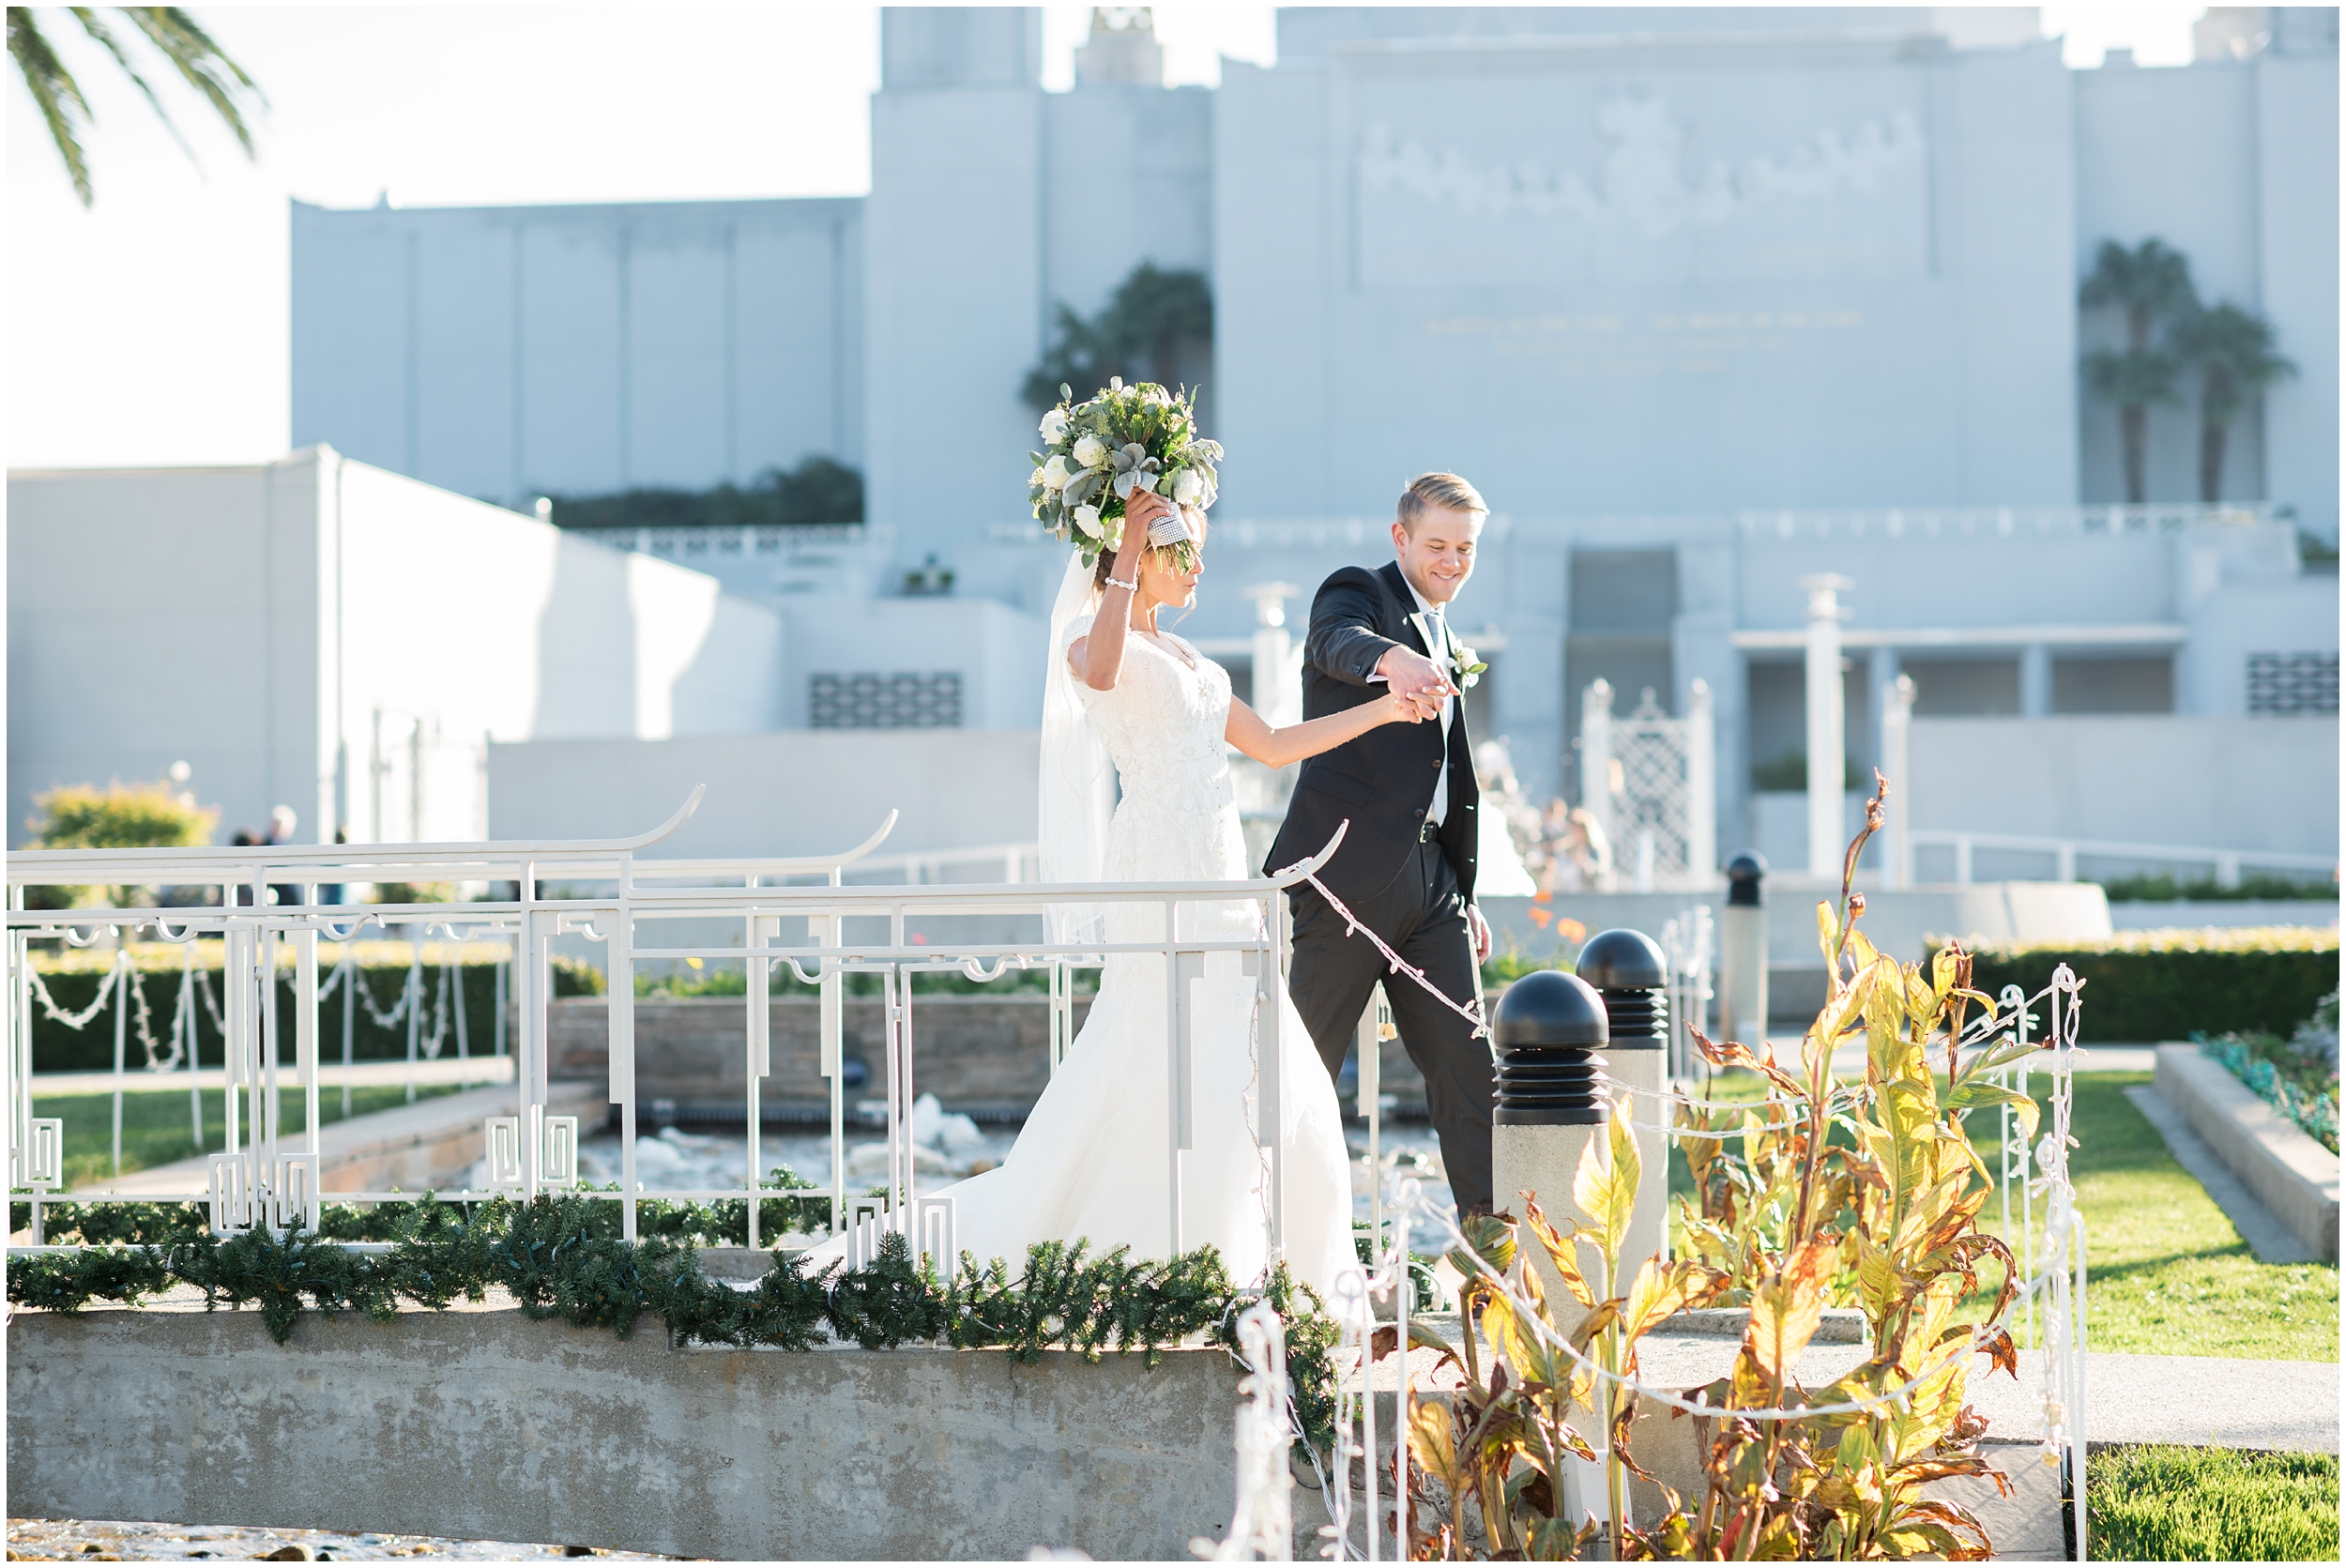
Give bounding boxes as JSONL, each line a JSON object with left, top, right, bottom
{"left": 7, "top": 4, "right": 2201, "bottom": 471}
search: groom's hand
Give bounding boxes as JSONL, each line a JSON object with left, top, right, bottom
{"left": 1468, "top": 904, "right": 1494, "bottom": 964}
{"left": 1376, "top": 645, "right": 1455, "bottom": 706}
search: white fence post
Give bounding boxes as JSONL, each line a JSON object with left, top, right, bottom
{"left": 1580, "top": 678, "right": 1614, "bottom": 881}
{"left": 1685, "top": 678, "right": 1716, "bottom": 884}
{"left": 1881, "top": 673, "right": 1914, "bottom": 889}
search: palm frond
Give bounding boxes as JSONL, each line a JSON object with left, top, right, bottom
{"left": 68, "top": 7, "right": 194, "bottom": 161}
{"left": 8, "top": 8, "right": 96, "bottom": 205}
{"left": 119, "top": 6, "right": 262, "bottom": 156}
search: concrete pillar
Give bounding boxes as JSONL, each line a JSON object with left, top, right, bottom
{"left": 2019, "top": 643, "right": 2052, "bottom": 718}
{"left": 1684, "top": 679, "right": 1716, "bottom": 886}
{"left": 1242, "top": 583, "right": 1301, "bottom": 728}
{"left": 1800, "top": 577, "right": 1851, "bottom": 879}
{"left": 1718, "top": 854, "right": 1768, "bottom": 1045}
{"left": 1881, "top": 675, "right": 1915, "bottom": 889}
{"left": 1579, "top": 677, "right": 1615, "bottom": 859}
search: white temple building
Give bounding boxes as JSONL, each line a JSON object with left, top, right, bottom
{"left": 12, "top": 7, "right": 2338, "bottom": 889}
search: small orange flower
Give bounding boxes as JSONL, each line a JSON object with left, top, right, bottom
{"left": 1528, "top": 906, "right": 1553, "bottom": 930}
{"left": 1558, "top": 918, "right": 1588, "bottom": 942}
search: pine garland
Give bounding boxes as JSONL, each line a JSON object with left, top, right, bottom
{"left": 8, "top": 1195, "right": 1341, "bottom": 1448}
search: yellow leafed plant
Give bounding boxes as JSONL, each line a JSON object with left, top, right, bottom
{"left": 1401, "top": 775, "right": 2047, "bottom": 1560}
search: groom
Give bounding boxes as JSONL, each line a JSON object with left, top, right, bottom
{"left": 1265, "top": 472, "right": 1497, "bottom": 1217}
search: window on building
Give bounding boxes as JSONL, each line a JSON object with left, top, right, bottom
{"left": 1905, "top": 658, "right": 2021, "bottom": 716}
{"left": 2051, "top": 655, "right": 2174, "bottom": 714}
{"left": 809, "top": 672, "right": 964, "bottom": 728}
{"left": 2247, "top": 652, "right": 2340, "bottom": 715}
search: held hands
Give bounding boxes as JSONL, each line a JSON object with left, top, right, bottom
{"left": 1376, "top": 645, "right": 1457, "bottom": 723}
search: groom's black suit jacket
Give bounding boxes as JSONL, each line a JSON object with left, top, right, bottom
{"left": 1263, "top": 561, "right": 1479, "bottom": 907}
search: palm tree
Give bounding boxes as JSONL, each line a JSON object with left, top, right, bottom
{"left": 2171, "top": 302, "right": 2297, "bottom": 502}
{"left": 1023, "top": 263, "right": 1214, "bottom": 412}
{"left": 2079, "top": 237, "right": 2199, "bottom": 503}
{"left": 9, "top": 8, "right": 263, "bottom": 206}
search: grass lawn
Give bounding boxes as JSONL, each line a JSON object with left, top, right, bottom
{"left": 1668, "top": 1068, "right": 2338, "bottom": 1361}
{"left": 32, "top": 1083, "right": 465, "bottom": 1188}
{"left": 2089, "top": 1443, "right": 2339, "bottom": 1561}
{"left": 1984, "top": 1072, "right": 2338, "bottom": 1362}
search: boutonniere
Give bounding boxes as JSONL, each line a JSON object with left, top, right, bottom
{"left": 1414, "top": 611, "right": 1487, "bottom": 688}
{"left": 1450, "top": 640, "right": 1488, "bottom": 689}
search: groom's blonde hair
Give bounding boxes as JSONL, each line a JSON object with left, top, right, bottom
{"left": 1396, "top": 472, "right": 1487, "bottom": 531}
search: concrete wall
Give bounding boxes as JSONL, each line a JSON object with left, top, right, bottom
{"left": 6, "top": 1303, "right": 1244, "bottom": 1561}
{"left": 776, "top": 597, "right": 1048, "bottom": 729}
{"left": 1908, "top": 713, "right": 2339, "bottom": 860}
{"left": 8, "top": 451, "right": 781, "bottom": 847}
{"left": 487, "top": 729, "right": 1043, "bottom": 859}
{"left": 1213, "top": 30, "right": 2079, "bottom": 522}
{"left": 292, "top": 197, "right": 864, "bottom": 506}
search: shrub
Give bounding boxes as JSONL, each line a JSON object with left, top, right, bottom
{"left": 1748, "top": 749, "right": 1867, "bottom": 793}
{"left": 1945, "top": 927, "right": 2340, "bottom": 1043}
{"left": 547, "top": 456, "right": 863, "bottom": 532}
{"left": 2100, "top": 870, "right": 2336, "bottom": 904}
{"left": 23, "top": 779, "right": 218, "bottom": 909}
{"left": 2198, "top": 990, "right": 2339, "bottom": 1151}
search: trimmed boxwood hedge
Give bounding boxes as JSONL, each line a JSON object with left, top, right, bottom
{"left": 1941, "top": 927, "right": 2340, "bottom": 1044}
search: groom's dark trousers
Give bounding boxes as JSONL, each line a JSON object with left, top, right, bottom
{"left": 1265, "top": 561, "right": 1497, "bottom": 1216}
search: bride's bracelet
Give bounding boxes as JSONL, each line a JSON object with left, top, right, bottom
{"left": 1104, "top": 573, "right": 1139, "bottom": 593}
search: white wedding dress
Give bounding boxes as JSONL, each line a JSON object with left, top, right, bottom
{"left": 801, "top": 612, "right": 1357, "bottom": 1302}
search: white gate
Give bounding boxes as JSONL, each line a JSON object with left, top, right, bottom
{"left": 1579, "top": 679, "right": 1716, "bottom": 891}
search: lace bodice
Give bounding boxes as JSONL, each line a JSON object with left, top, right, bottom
{"left": 1064, "top": 614, "right": 1246, "bottom": 894}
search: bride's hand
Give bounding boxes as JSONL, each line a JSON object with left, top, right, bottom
{"left": 1383, "top": 689, "right": 1434, "bottom": 723}
{"left": 1121, "top": 489, "right": 1173, "bottom": 552}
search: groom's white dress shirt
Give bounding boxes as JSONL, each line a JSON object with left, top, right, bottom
{"left": 1404, "top": 577, "right": 1455, "bottom": 829}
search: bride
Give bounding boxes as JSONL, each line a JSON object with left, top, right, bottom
{"left": 805, "top": 489, "right": 1438, "bottom": 1301}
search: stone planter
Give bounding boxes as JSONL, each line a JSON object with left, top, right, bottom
{"left": 2155, "top": 1043, "right": 2339, "bottom": 1262}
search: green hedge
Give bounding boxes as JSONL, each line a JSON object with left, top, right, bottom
{"left": 6, "top": 1194, "right": 1341, "bottom": 1450}
{"left": 1943, "top": 927, "right": 2340, "bottom": 1044}
{"left": 27, "top": 942, "right": 601, "bottom": 1074}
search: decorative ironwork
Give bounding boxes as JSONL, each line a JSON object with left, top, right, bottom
{"left": 1578, "top": 680, "right": 1716, "bottom": 891}
{"left": 2247, "top": 650, "right": 2339, "bottom": 715}
{"left": 809, "top": 671, "right": 964, "bottom": 729}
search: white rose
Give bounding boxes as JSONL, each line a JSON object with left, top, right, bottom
{"left": 1041, "top": 455, "right": 1073, "bottom": 490}
{"left": 1039, "top": 408, "right": 1070, "bottom": 442}
{"left": 1072, "top": 504, "right": 1102, "bottom": 539}
{"left": 1030, "top": 465, "right": 1048, "bottom": 488}
{"left": 1172, "top": 467, "right": 1203, "bottom": 506}
{"left": 1073, "top": 434, "right": 1105, "bottom": 467}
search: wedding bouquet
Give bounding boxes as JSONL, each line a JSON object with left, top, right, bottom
{"left": 1028, "top": 377, "right": 1222, "bottom": 569}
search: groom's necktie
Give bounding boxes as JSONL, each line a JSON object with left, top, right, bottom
{"left": 1424, "top": 606, "right": 1453, "bottom": 829}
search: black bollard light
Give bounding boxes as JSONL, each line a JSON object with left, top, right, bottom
{"left": 1491, "top": 968, "right": 1610, "bottom": 1126}
{"left": 1720, "top": 851, "right": 1770, "bottom": 1047}
{"left": 1489, "top": 968, "right": 1610, "bottom": 1358}
{"left": 1576, "top": 928, "right": 1670, "bottom": 1265}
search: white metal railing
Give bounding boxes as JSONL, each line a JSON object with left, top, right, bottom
{"left": 1908, "top": 829, "right": 2338, "bottom": 889}
{"left": 1738, "top": 502, "right": 2277, "bottom": 541}
{"left": 7, "top": 792, "right": 1348, "bottom": 1272}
